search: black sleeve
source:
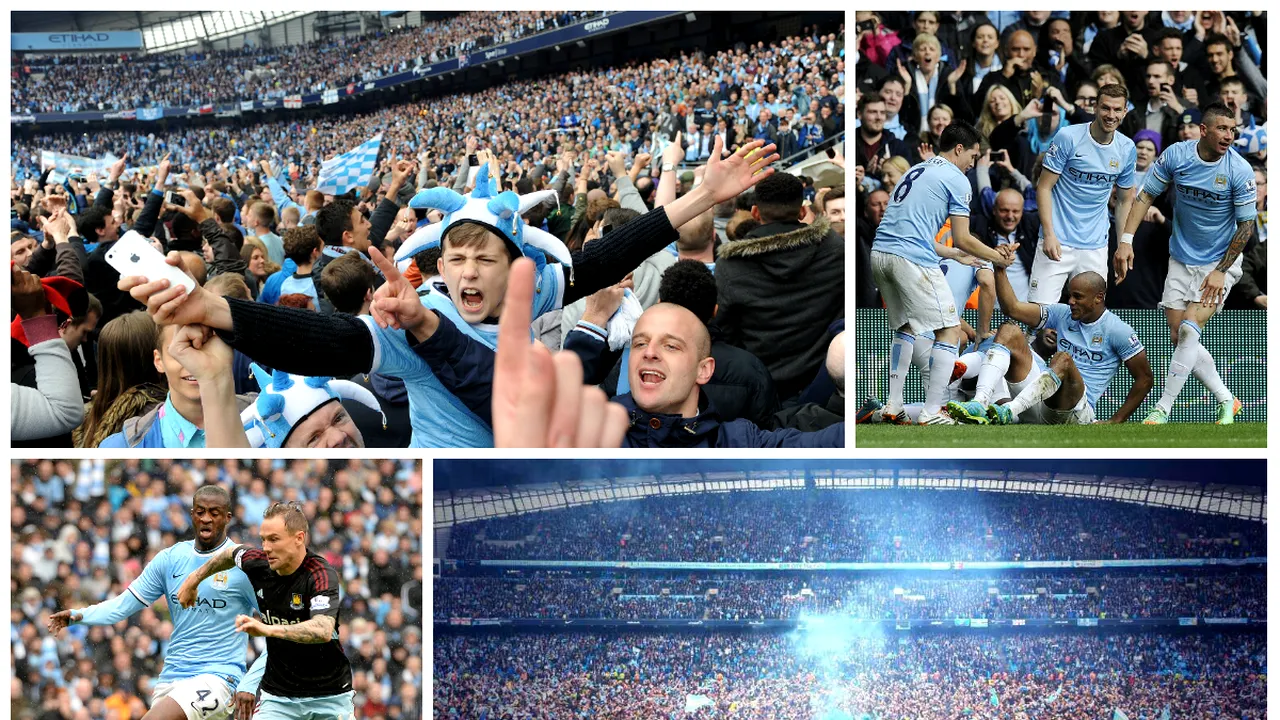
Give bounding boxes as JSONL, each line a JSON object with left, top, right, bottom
{"left": 199, "top": 219, "right": 239, "bottom": 262}
{"left": 367, "top": 197, "right": 401, "bottom": 251}
{"left": 216, "top": 297, "right": 375, "bottom": 377}
{"left": 26, "top": 241, "right": 56, "bottom": 278}
{"left": 563, "top": 206, "right": 679, "bottom": 305}
{"left": 133, "top": 191, "right": 166, "bottom": 239}
{"left": 307, "top": 563, "right": 341, "bottom": 618}
{"left": 52, "top": 239, "right": 88, "bottom": 286}
{"left": 233, "top": 545, "right": 270, "bottom": 581}
{"left": 562, "top": 328, "right": 623, "bottom": 386}
{"left": 94, "top": 187, "right": 114, "bottom": 209}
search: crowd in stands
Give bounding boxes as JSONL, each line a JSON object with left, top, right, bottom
{"left": 854, "top": 11, "right": 1267, "bottom": 310}
{"left": 10, "top": 17, "right": 847, "bottom": 449}
{"left": 434, "top": 631, "right": 1266, "bottom": 718}
{"left": 10, "top": 459, "right": 423, "bottom": 720}
{"left": 12, "top": 12, "right": 608, "bottom": 114}
{"left": 433, "top": 572, "right": 1266, "bottom": 621}
{"left": 14, "top": 29, "right": 844, "bottom": 182}
{"left": 445, "top": 490, "right": 1264, "bottom": 562}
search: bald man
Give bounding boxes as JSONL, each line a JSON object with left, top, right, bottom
{"left": 948, "top": 268, "right": 1153, "bottom": 425}
{"left": 990, "top": 188, "right": 1032, "bottom": 301}
{"left": 976, "top": 28, "right": 1054, "bottom": 110}
{"left": 406, "top": 298, "right": 843, "bottom": 447}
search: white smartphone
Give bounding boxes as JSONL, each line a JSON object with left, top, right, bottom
{"left": 105, "top": 231, "right": 197, "bottom": 294}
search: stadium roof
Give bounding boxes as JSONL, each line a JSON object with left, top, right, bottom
{"left": 434, "top": 460, "right": 1265, "bottom": 526}
{"left": 11, "top": 11, "right": 196, "bottom": 33}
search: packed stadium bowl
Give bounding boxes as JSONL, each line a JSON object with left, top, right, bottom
{"left": 432, "top": 459, "right": 1266, "bottom": 719}
{"left": 11, "top": 460, "right": 423, "bottom": 720}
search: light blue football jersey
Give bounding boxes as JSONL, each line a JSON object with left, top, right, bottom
{"left": 1143, "top": 140, "right": 1258, "bottom": 266}
{"left": 77, "top": 537, "right": 257, "bottom": 685}
{"left": 940, "top": 258, "right": 978, "bottom": 314}
{"left": 1041, "top": 123, "right": 1137, "bottom": 250}
{"left": 359, "top": 262, "right": 563, "bottom": 448}
{"left": 874, "top": 156, "right": 972, "bottom": 267}
{"left": 1037, "top": 303, "right": 1144, "bottom": 408}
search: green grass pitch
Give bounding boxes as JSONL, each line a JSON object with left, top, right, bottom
{"left": 855, "top": 422, "right": 1267, "bottom": 448}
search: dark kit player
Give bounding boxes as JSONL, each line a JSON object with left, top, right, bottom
{"left": 178, "top": 502, "right": 354, "bottom": 720}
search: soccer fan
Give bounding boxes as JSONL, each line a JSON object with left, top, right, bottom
{"left": 948, "top": 266, "right": 1153, "bottom": 425}
{"left": 1116, "top": 102, "right": 1255, "bottom": 424}
{"left": 177, "top": 501, "right": 354, "bottom": 720}
{"left": 714, "top": 171, "right": 845, "bottom": 400}
{"left": 1032, "top": 83, "right": 1137, "bottom": 304}
{"left": 46, "top": 485, "right": 261, "bottom": 720}
{"left": 120, "top": 139, "right": 782, "bottom": 447}
{"left": 375, "top": 257, "right": 842, "bottom": 447}
{"left": 870, "top": 120, "right": 1016, "bottom": 425}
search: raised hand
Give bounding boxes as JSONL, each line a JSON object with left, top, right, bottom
{"left": 118, "top": 252, "right": 227, "bottom": 328}
{"left": 368, "top": 246, "right": 436, "bottom": 342}
{"left": 698, "top": 136, "right": 780, "bottom": 204}
{"left": 492, "top": 258, "right": 630, "bottom": 448}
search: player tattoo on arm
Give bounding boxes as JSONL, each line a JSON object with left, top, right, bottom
{"left": 192, "top": 546, "right": 238, "bottom": 583}
{"left": 1122, "top": 190, "right": 1156, "bottom": 235}
{"left": 1214, "top": 219, "right": 1255, "bottom": 273}
{"left": 270, "top": 614, "right": 335, "bottom": 644}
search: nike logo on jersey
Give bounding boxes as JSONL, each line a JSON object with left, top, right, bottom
{"left": 172, "top": 571, "right": 184, "bottom": 578}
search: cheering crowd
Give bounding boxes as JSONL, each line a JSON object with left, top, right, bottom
{"left": 10, "top": 459, "right": 423, "bottom": 720}
{"left": 10, "top": 17, "right": 847, "bottom": 449}
{"left": 855, "top": 11, "right": 1267, "bottom": 312}
{"left": 13, "top": 29, "right": 845, "bottom": 182}
{"left": 434, "top": 631, "right": 1266, "bottom": 719}
{"left": 433, "top": 572, "right": 1265, "bottom": 621}
{"left": 12, "top": 11, "right": 608, "bottom": 114}
{"left": 445, "top": 490, "right": 1264, "bottom": 562}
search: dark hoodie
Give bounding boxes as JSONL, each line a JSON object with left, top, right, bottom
{"left": 613, "top": 394, "right": 843, "bottom": 448}
{"left": 713, "top": 216, "right": 844, "bottom": 400}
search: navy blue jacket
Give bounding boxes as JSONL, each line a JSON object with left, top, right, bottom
{"left": 409, "top": 311, "right": 844, "bottom": 448}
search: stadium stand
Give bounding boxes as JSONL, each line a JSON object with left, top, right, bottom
{"left": 11, "top": 459, "right": 423, "bottom": 720}
{"left": 433, "top": 460, "right": 1265, "bottom": 719}
{"left": 9, "top": 11, "right": 846, "bottom": 449}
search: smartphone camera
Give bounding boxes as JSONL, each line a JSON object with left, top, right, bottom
{"left": 165, "top": 191, "right": 186, "bottom": 207}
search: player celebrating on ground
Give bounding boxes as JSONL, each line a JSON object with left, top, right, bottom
{"left": 46, "top": 485, "right": 259, "bottom": 720}
{"left": 949, "top": 266, "right": 1153, "bottom": 425}
{"left": 871, "top": 121, "right": 1016, "bottom": 425}
{"left": 1032, "top": 84, "right": 1137, "bottom": 303}
{"left": 1116, "top": 102, "right": 1256, "bottom": 425}
{"left": 177, "top": 502, "right": 354, "bottom": 720}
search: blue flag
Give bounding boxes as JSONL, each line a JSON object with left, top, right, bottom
{"left": 315, "top": 134, "right": 382, "bottom": 196}
{"left": 990, "top": 689, "right": 999, "bottom": 707}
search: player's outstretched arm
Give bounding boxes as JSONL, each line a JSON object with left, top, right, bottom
{"left": 177, "top": 545, "right": 239, "bottom": 608}
{"left": 47, "top": 590, "right": 148, "bottom": 633}
{"left": 1115, "top": 190, "right": 1156, "bottom": 284}
{"left": 949, "top": 215, "right": 1014, "bottom": 267}
{"left": 1104, "top": 350, "right": 1154, "bottom": 423}
{"left": 236, "top": 612, "right": 335, "bottom": 644}
{"left": 992, "top": 265, "right": 1042, "bottom": 327}
{"left": 1036, "top": 169, "right": 1063, "bottom": 261}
